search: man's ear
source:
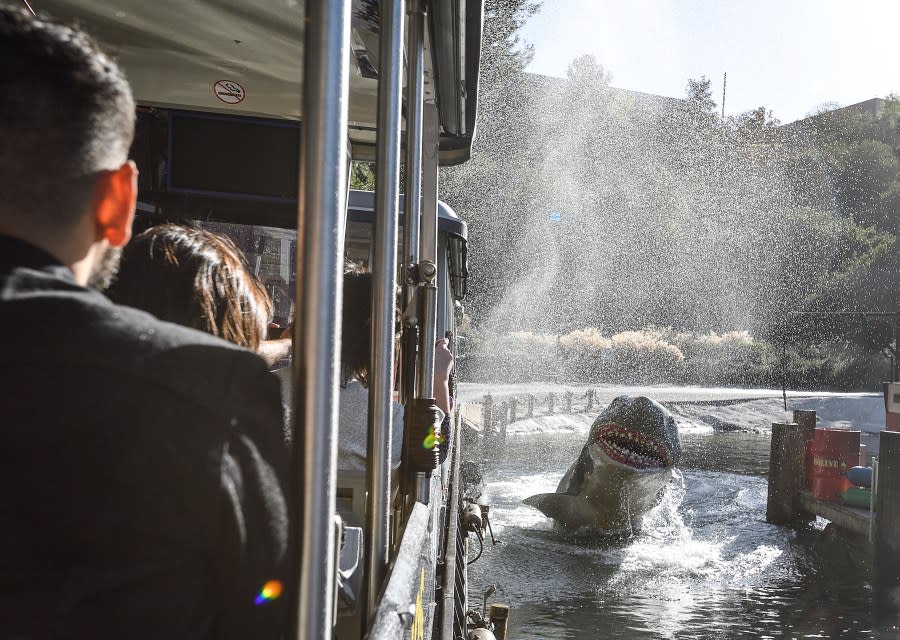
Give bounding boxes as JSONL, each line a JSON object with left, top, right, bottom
{"left": 94, "top": 160, "right": 138, "bottom": 248}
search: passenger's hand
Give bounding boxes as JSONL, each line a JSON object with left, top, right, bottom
{"left": 258, "top": 338, "right": 292, "bottom": 368}
{"left": 434, "top": 338, "right": 454, "bottom": 381}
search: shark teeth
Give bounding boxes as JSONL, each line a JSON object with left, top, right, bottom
{"left": 594, "top": 423, "right": 672, "bottom": 469}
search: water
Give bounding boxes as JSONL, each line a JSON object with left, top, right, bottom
{"left": 441, "top": 66, "right": 856, "bottom": 340}
{"left": 467, "top": 430, "right": 900, "bottom": 639}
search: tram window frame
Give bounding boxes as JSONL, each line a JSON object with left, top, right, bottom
{"left": 167, "top": 111, "right": 302, "bottom": 203}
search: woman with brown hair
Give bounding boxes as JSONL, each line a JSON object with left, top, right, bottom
{"left": 107, "top": 223, "right": 272, "bottom": 351}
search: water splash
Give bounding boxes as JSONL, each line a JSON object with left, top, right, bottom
{"left": 442, "top": 69, "right": 869, "bottom": 354}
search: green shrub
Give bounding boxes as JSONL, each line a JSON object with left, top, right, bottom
{"left": 458, "top": 325, "right": 885, "bottom": 390}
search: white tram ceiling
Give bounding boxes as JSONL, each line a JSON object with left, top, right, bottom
{"left": 36, "top": 0, "right": 482, "bottom": 165}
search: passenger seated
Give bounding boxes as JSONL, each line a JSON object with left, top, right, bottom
{"left": 107, "top": 223, "right": 272, "bottom": 351}
{"left": 275, "top": 261, "right": 454, "bottom": 471}
{"left": 336, "top": 262, "right": 405, "bottom": 471}
{"left": 0, "top": 9, "right": 289, "bottom": 637}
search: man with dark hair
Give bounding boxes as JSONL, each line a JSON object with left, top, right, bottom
{"left": 0, "top": 6, "right": 291, "bottom": 638}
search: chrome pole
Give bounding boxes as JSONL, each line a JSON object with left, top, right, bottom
{"left": 414, "top": 262, "right": 437, "bottom": 400}
{"left": 413, "top": 103, "right": 441, "bottom": 500}
{"left": 417, "top": 102, "right": 441, "bottom": 399}
{"left": 291, "top": 0, "right": 350, "bottom": 638}
{"left": 399, "top": 0, "right": 425, "bottom": 410}
{"left": 421, "top": 103, "right": 440, "bottom": 267}
{"left": 403, "top": 0, "right": 425, "bottom": 270}
{"left": 366, "top": 0, "right": 405, "bottom": 621}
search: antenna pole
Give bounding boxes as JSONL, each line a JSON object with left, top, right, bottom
{"left": 721, "top": 72, "right": 727, "bottom": 120}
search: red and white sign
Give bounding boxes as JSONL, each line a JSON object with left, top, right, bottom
{"left": 214, "top": 79, "right": 246, "bottom": 104}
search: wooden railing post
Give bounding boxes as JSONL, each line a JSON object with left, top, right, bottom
{"left": 482, "top": 394, "right": 493, "bottom": 447}
{"left": 499, "top": 400, "right": 508, "bottom": 451}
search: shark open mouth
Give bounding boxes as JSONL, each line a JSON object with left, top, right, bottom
{"left": 594, "top": 423, "right": 673, "bottom": 469}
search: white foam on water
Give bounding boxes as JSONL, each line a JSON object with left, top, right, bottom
{"left": 483, "top": 471, "right": 562, "bottom": 534}
{"left": 673, "top": 418, "right": 715, "bottom": 434}
{"left": 723, "top": 544, "right": 785, "bottom": 582}
{"left": 612, "top": 473, "right": 729, "bottom": 581}
{"left": 506, "top": 413, "right": 592, "bottom": 435}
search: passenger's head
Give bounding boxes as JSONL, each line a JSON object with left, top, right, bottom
{"left": 0, "top": 6, "right": 136, "bottom": 282}
{"left": 107, "top": 224, "right": 272, "bottom": 351}
{"left": 341, "top": 261, "right": 374, "bottom": 387}
{"left": 340, "top": 260, "right": 401, "bottom": 388}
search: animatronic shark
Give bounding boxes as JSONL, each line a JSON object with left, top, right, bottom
{"left": 524, "top": 395, "right": 681, "bottom": 534}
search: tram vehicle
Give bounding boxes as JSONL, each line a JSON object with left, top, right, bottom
{"left": 33, "top": 1, "right": 493, "bottom": 638}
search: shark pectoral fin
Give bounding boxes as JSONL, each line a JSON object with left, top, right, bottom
{"left": 524, "top": 493, "right": 591, "bottom": 529}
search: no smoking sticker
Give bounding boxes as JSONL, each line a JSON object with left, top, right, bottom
{"left": 214, "top": 79, "right": 245, "bottom": 104}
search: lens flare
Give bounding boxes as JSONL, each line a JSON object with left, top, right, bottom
{"left": 254, "top": 579, "right": 283, "bottom": 606}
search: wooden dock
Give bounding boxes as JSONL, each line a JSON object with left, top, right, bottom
{"left": 766, "top": 411, "right": 900, "bottom": 615}
{"left": 797, "top": 491, "right": 871, "bottom": 538}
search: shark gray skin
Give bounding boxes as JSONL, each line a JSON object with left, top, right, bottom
{"left": 524, "top": 395, "right": 681, "bottom": 534}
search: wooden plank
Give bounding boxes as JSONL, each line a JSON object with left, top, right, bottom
{"left": 798, "top": 491, "right": 871, "bottom": 538}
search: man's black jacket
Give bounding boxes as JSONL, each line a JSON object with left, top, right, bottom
{"left": 0, "top": 235, "right": 291, "bottom": 639}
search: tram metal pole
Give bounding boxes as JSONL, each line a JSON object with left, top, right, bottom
{"left": 403, "top": 0, "right": 425, "bottom": 272}
{"left": 421, "top": 103, "right": 440, "bottom": 269}
{"left": 366, "top": 0, "right": 405, "bottom": 622}
{"left": 417, "top": 102, "right": 441, "bottom": 398}
{"left": 413, "top": 103, "right": 441, "bottom": 501}
{"left": 291, "top": 0, "right": 350, "bottom": 638}
{"left": 399, "top": 0, "right": 425, "bottom": 410}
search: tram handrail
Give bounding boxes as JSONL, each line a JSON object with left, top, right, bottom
{"left": 416, "top": 103, "right": 441, "bottom": 403}
{"left": 403, "top": 0, "right": 425, "bottom": 271}
{"left": 366, "top": 0, "right": 405, "bottom": 623}
{"left": 290, "top": 1, "right": 351, "bottom": 638}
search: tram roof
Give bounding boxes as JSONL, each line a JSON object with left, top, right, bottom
{"left": 32, "top": 0, "right": 483, "bottom": 165}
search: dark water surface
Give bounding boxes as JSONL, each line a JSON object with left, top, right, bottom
{"left": 467, "top": 431, "right": 900, "bottom": 639}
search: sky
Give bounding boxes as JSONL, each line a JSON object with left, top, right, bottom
{"left": 519, "top": 0, "right": 900, "bottom": 123}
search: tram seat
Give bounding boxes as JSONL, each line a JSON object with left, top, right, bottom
{"left": 337, "top": 524, "right": 363, "bottom": 613}
{"left": 335, "top": 467, "right": 401, "bottom": 528}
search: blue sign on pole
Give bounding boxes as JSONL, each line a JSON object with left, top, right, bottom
{"left": 549, "top": 211, "right": 562, "bottom": 223}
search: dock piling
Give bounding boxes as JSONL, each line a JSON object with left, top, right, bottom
{"left": 489, "top": 603, "right": 510, "bottom": 640}
{"left": 766, "top": 421, "right": 812, "bottom": 524}
{"left": 792, "top": 410, "right": 817, "bottom": 491}
{"left": 875, "top": 431, "right": 900, "bottom": 615}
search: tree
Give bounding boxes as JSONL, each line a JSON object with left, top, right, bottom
{"left": 566, "top": 54, "right": 612, "bottom": 88}
{"left": 350, "top": 161, "right": 375, "bottom": 191}
{"left": 685, "top": 75, "right": 717, "bottom": 126}
{"left": 439, "top": 0, "right": 543, "bottom": 325}
{"left": 796, "top": 98, "right": 900, "bottom": 231}
{"left": 479, "top": 0, "right": 541, "bottom": 87}
{"left": 476, "top": 0, "right": 542, "bottom": 145}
